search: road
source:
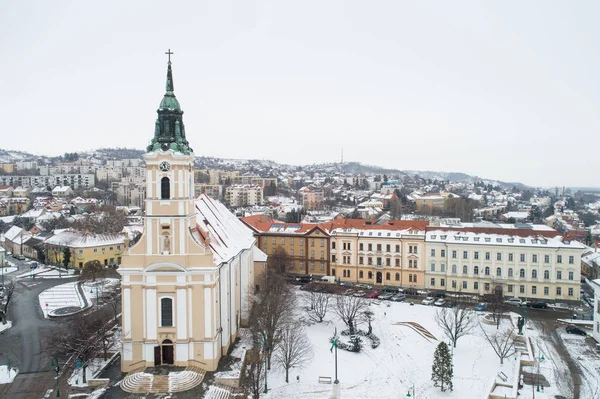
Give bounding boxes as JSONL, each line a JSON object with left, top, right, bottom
{"left": 0, "top": 258, "right": 71, "bottom": 398}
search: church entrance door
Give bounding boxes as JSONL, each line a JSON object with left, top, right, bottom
{"left": 154, "top": 346, "right": 161, "bottom": 366}
{"left": 162, "top": 340, "right": 174, "bottom": 365}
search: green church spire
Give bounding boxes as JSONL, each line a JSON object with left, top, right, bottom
{"left": 147, "top": 49, "right": 193, "bottom": 155}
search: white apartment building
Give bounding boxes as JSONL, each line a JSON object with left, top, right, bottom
{"left": 96, "top": 167, "right": 123, "bottom": 182}
{"left": 425, "top": 224, "right": 585, "bottom": 302}
{"left": 225, "top": 184, "right": 263, "bottom": 207}
{"left": 15, "top": 161, "right": 38, "bottom": 170}
{"left": 0, "top": 174, "right": 95, "bottom": 190}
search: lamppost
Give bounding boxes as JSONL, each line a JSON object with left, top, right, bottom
{"left": 90, "top": 282, "right": 98, "bottom": 310}
{"left": 447, "top": 341, "right": 454, "bottom": 374}
{"left": 50, "top": 354, "right": 60, "bottom": 397}
{"left": 406, "top": 383, "right": 415, "bottom": 398}
{"left": 536, "top": 353, "right": 545, "bottom": 392}
{"left": 330, "top": 328, "right": 340, "bottom": 399}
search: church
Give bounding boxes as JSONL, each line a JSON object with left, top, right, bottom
{"left": 118, "top": 53, "right": 267, "bottom": 372}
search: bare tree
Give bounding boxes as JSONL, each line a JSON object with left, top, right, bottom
{"left": 306, "top": 291, "right": 329, "bottom": 323}
{"left": 243, "top": 349, "right": 266, "bottom": 399}
{"left": 71, "top": 205, "right": 128, "bottom": 234}
{"left": 267, "top": 247, "right": 292, "bottom": 274}
{"left": 100, "top": 281, "right": 121, "bottom": 323}
{"left": 335, "top": 295, "right": 367, "bottom": 334}
{"left": 362, "top": 310, "right": 375, "bottom": 335}
{"left": 480, "top": 325, "right": 518, "bottom": 365}
{"left": 484, "top": 289, "right": 509, "bottom": 329}
{"left": 435, "top": 304, "right": 476, "bottom": 348}
{"left": 275, "top": 322, "right": 313, "bottom": 383}
{"left": 80, "top": 260, "right": 106, "bottom": 282}
{"left": 254, "top": 270, "right": 296, "bottom": 370}
{"left": 0, "top": 280, "right": 17, "bottom": 324}
{"left": 47, "top": 310, "right": 115, "bottom": 383}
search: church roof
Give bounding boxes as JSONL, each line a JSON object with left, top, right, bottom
{"left": 195, "top": 194, "right": 255, "bottom": 265}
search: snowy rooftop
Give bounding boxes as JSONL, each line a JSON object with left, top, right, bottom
{"left": 426, "top": 229, "right": 585, "bottom": 249}
{"left": 45, "top": 230, "right": 126, "bottom": 248}
{"left": 195, "top": 194, "right": 256, "bottom": 266}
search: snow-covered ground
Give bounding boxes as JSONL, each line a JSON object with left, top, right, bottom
{"left": 560, "top": 330, "right": 600, "bottom": 397}
{"left": 0, "top": 320, "right": 12, "bottom": 333}
{"left": 15, "top": 265, "right": 76, "bottom": 280}
{"left": 262, "top": 291, "right": 519, "bottom": 399}
{"left": 67, "top": 358, "right": 111, "bottom": 387}
{"left": 0, "top": 365, "right": 18, "bottom": 384}
{"left": 38, "top": 281, "right": 87, "bottom": 317}
{"left": 0, "top": 267, "right": 18, "bottom": 274}
{"left": 38, "top": 278, "right": 120, "bottom": 318}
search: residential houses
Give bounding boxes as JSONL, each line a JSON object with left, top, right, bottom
{"left": 45, "top": 230, "right": 128, "bottom": 268}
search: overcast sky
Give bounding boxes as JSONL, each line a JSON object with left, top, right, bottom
{"left": 1, "top": 1, "right": 597, "bottom": 187}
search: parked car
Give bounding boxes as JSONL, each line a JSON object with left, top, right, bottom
{"left": 430, "top": 291, "right": 446, "bottom": 298}
{"left": 356, "top": 283, "right": 373, "bottom": 290}
{"left": 434, "top": 298, "right": 446, "bottom": 307}
{"left": 422, "top": 297, "right": 435, "bottom": 305}
{"left": 504, "top": 298, "right": 522, "bottom": 306}
{"left": 381, "top": 288, "right": 398, "bottom": 294}
{"left": 379, "top": 293, "right": 394, "bottom": 300}
{"left": 404, "top": 288, "right": 418, "bottom": 296}
{"left": 16, "top": 254, "right": 25, "bottom": 260}
{"left": 391, "top": 294, "right": 406, "bottom": 302}
{"left": 352, "top": 291, "right": 365, "bottom": 297}
{"left": 566, "top": 326, "right": 587, "bottom": 336}
{"left": 531, "top": 302, "right": 548, "bottom": 309}
{"left": 475, "top": 303, "right": 489, "bottom": 311}
{"left": 367, "top": 291, "right": 381, "bottom": 299}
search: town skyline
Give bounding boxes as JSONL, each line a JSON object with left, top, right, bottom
{"left": 1, "top": 1, "right": 598, "bottom": 187}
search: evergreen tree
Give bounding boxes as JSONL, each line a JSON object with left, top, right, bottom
{"left": 62, "top": 247, "right": 71, "bottom": 269}
{"left": 431, "top": 342, "right": 453, "bottom": 392}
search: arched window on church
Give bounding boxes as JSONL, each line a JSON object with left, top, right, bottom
{"left": 160, "top": 297, "right": 173, "bottom": 327}
{"left": 161, "top": 177, "right": 170, "bottom": 199}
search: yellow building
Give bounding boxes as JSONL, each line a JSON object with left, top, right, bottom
{"left": 323, "top": 219, "right": 429, "bottom": 288}
{"left": 44, "top": 230, "right": 128, "bottom": 268}
{"left": 425, "top": 225, "right": 585, "bottom": 301}
{"left": 242, "top": 215, "right": 331, "bottom": 276}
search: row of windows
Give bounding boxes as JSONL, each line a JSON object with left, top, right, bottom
{"left": 431, "top": 248, "right": 574, "bottom": 264}
{"left": 264, "top": 237, "right": 326, "bottom": 247}
{"left": 430, "top": 263, "right": 575, "bottom": 280}
{"left": 90, "top": 245, "right": 122, "bottom": 253}
{"left": 334, "top": 269, "right": 418, "bottom": 283}
{"left": 428, "top": 279, "right": 575, "bottom": 296}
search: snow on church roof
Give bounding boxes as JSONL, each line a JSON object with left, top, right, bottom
{"left": 195, "top": 194, "right": 255, "bottom": 266}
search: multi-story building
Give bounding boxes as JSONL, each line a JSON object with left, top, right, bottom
{"left": 0, "top": 164, "right": 15, "bottom": 174}
{"left": 113, "top": 182, "right": 146, "bottom": 207}
{"left": 323, "top": 219, "right": 428, "bottom": 288}
{"left": 298, "top": 186, "right": 324, "bottom": 211}
{"left": 425, "top": 224, "right": 585, "bottom": 301}
{"left": 0, "top": 174, "right": 95, "bottom": 190}
{"left": 208, "top": 169, "right": 240, "bottom": 185}
{"left": 45, "top": 230, "right": 128, "bottom": 268}
{"left": 195, "top": 184, "right": 223, "bottom": 200}
{"left": 225, "top": 184, "right": 263, "bottom": 207}
{"left": 15, "top": 161, "right": 38, "bottom": 171}
{"left": 96, "top": 167, "right": 123, "bottom": 183}
{"left": 242, "top": 215, "right": 331, "bottom": 276}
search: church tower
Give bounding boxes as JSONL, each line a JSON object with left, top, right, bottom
{"left": 119, "top": 52, "right": 225, "bottom": 372}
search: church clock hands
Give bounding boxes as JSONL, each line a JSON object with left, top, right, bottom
{"left": 160, "top": 161, "right": 171, "bottom": 171}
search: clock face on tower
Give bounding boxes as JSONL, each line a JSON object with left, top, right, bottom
{"left": 160, "top": 161, "right": 171, "bottom": 171}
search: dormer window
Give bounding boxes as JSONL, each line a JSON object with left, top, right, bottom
{"left": 161, "top": 177, "right": 170, "bottom": 199}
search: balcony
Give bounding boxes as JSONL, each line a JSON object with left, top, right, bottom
{"left": 373, "top": 264, "right": 384, "bottom": 270}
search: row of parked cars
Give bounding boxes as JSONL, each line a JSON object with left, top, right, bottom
{"left": 340, "top": 287, "right": 407, "bottom": 302}
{"left": 503, "top": 298, "right": 549, "bottom": 309}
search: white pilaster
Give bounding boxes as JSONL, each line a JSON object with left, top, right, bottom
{"left": 177, "top": 288, "right": 187, "bottom": 340}
{"left": 204, "top": 287, "right": 212, "bottom": 337}
{"left": 123, "top": 288, "right": 131, "bottom": 338}
{"left": 146, "top": 288, "right": 157, "bottom": 339}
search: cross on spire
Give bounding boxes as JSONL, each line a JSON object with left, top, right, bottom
{"left": 165, "top": 49, "right": 174, "bottom": 63}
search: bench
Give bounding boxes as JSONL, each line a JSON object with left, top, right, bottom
{"left": 497, "top": 371, "right": 508, "bottom": 382}
{"left": 318, "top": 376, "right": 332, "bottom": 384}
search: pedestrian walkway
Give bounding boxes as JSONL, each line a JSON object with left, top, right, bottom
{"left": 393, "top": 321, "right": 437, "bottom": 341}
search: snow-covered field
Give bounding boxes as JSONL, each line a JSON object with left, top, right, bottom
{"left": 38, "top": 281, "right": 87, "bottom": 317}
{"left": 0, "top": 365, "right": 18, "bottom": 384}
{"left": 15, "top": 264, "right": 76, "bottom": 280}
{"left": 561, "top": 330, "right": 600, "bottom": 398}
{"left": 263, "top": 291, "right": 518, "bottom": 399}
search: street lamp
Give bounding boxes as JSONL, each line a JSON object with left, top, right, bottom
{"left": 536, "top": 353, "right": 545, "bottom": 392}
{"left": 50, "top": 354, "right": 60, "bottom": 397}
{"left": 406, "top": 383, "right": 415, "bottom": 397}
{"left": 447, "top": 341, "right": 454, "bottom": 373}
{"left": 262, "top": 332, "right": 269, "bottom": 394}
{"left": 90, "top": 282, "right": 98, "bottom": 310}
